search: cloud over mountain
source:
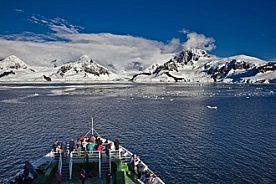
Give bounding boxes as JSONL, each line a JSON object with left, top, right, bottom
{"left": 0, "top": 16, "right": 216, "bottom": 70}
{"left": 180, "top": 29, "right": 216, "bottom": 51}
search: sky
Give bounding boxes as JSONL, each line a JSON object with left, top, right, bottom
{"left": 0, "top": 0, "right": 276, "bottom": 66}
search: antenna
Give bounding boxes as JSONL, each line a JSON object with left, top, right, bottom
{"left": 92, "top": 117, "right": 94, "bottom": 135}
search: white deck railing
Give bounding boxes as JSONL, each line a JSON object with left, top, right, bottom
{"left": 69, "top": 152, "right": 73, "bottom": 180}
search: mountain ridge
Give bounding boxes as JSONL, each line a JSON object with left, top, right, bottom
{"left": 1, "top": 50, "right": 276, "bottom": 83}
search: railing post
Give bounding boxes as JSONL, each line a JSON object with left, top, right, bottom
{"left": 98, "top": 152, "right": 101, "bottom": 178}
{"left": 69, "top": 152, "right": 73, "bottom": 180}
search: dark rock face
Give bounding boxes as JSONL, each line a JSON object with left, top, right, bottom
{"left": 204, "top": 59, "right": 255, "bottom": 82}
{"left": 204, "top": 60, "right": 276, "bottom": 82}
{"left": 9, "top": 63, "right": 26, "bottom": 70}
{"left": 57, "top": 65, "right": 73, "bottom": 77}
{"left": 131, "top": 59, "right": 180, "bottom": 81}
{"left": 164, "top": 72, "right": 185, "bottom": 82}
{"left": 56, "top": 57, "right": 109, "bottom": 77}
{"left": 255, "top": 62, "right": 276, "bottom": 73}
{"left": 130, "top": 72, "right": 151, "bottom": 81}
{"left": 42, "top": 75, "right": 52, "bottom": 82}
{"left": 83, "top": 65, "right": 109, "bottom": 76}
{"left": 152, "top": 60, "right": 178, "bottom": 76}
{"left": 173, "top": 49, "right": 209, "bottom": 64}
{"left": 0, "top": 71, "right": 15, "bottom": 78}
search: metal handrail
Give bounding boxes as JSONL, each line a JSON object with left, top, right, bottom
{"left": 58, "top": 153, "right": 62, "bottom": 174}
{"left": 109, "top": 151, "right": 112, "bottom": 174}
{"left": 98, "top": 151, "right": 101, "bottom": 178}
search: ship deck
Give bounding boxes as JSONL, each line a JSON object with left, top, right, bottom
{"left": 12, "top": 131, "right": 164, "bottom": 184}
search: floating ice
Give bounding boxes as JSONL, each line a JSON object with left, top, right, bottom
{"left": 207, "top": 105, "right": 218, "bottom": 109}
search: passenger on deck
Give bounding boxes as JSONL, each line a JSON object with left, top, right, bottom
{"left": 114, "top": 139, "right": 120, "bottom": 150}
{"left": 77, "top": 144, "right": 82, "bottom": 156}
{"left": 69, "top": 138, "right": 75, "bottom": 153}
{"left": 80, "top": 136, "right": 85, "bottom": 142}
{"left": 82, "top": 138, "right": 88, "bottom": 150}
{"left": 97, "top": 143, "right": 103, "bottom": 152}
{"left": 104, "top": 139, "right": 111, "bottom": 157}
{"left": 86, "top": 140, "right": 95, "bottom": 154}
{"left": 89, "top": 136, "right": 95, "bottom": 142}
{"left": 129, "top": 154, "right": 138, "bottom": 173}
{"left": 62, "top": 143, "right": 66, "bottom": 157}
{"left": 136, "top": 161, "right": 144, "bottom": 179}
{"left": 95, "top": 137, "right": 103, "bottom": 151}
{"left": 140, "top": 170, "right": 149, "bottom": 183}
{"left": 52, "top": 140, "right": 58, "bottom": 152}
{"left": 96, "top": 137, "right": 102, "bottom": 146}
{"left": 56, "top": 145, "right": 63, "bottom": 154}
{"left": 147, "top": 173, "right": 157, "bottom": 184}
{"left": 94, "top": 135, "right": 98, "bottom": 142}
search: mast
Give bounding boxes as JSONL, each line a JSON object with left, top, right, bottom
{"left": 92, "top": 117, "right": 94, "bottom": 135}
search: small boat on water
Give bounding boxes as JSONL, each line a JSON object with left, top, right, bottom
{"left": 10, "top": 119, "right": 165, "bottom": 184}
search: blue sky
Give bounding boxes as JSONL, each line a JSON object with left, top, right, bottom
{"left": 0, "top": 0, "right": 276, "bottom": 60}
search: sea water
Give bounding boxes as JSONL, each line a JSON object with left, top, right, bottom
{"left": 0, "top": 83, "right": 276, "bottom": 183}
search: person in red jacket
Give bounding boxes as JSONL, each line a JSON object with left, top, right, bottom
{"left": 97, "top": 144, "right": 103, "bottom": 152}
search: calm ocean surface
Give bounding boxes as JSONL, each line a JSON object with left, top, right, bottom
{"left": 0, "top": 83, "right": 276, "bottom": 183}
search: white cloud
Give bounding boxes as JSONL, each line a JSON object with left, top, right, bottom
{"left": 29, "top": 15, "right": 82, "bottom": 34}
{"left": 180, "top": 28, "right": 189, "bottom": 34}
{"left": 0, "top": 33, "right": 174, "bottom": 69}
{"left": 181, "top": 29, "right": 216, "bottom": 51}
{"left": 0, "top": 18, "right": 216, "bottom": 70}
{"left": 14, "top": 9, "right": 24, "bottom": 13}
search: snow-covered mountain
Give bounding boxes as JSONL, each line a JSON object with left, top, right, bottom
{"left": 0, "top": 50, "right": 276, "bottom": 83}
{"left": 0, "top": 55, "right": 34, "bottom": 71}
{"left": 0, "top": 55, "right": 113, "bottom": 82}
{"left": 0, "top": 55, "right": 36, "bottom": 79}
{"left": 131, "top": 49, "right": 276, "bottom": 83}
{"left": 48, "top": 55, "right": 111, "bottom": 81}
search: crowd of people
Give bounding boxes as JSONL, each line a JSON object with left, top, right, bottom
{"left": 52, "top": 135, "right": 120, "bottom": 158}
{"left": 9, "top": 132, "right": 162, "bottom": 184}
{"left": 52, "top": 135, "right": 160, "bottom": 184}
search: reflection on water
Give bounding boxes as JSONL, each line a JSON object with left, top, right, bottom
{"left": 0, "top": 83, "right": 276, "bottom": 183}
